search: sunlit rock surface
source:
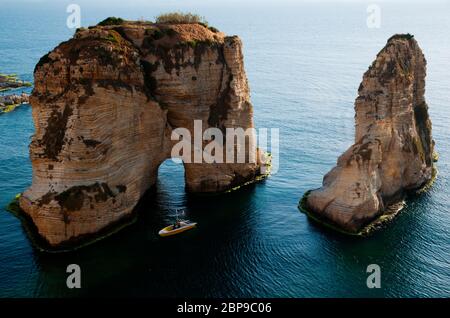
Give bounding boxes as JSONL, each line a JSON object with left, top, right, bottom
{"left": 304, "top": 35, "right": 435, "bottom": 234}
{"left": 19, "top": 21, "right": 266, "bottom": 248}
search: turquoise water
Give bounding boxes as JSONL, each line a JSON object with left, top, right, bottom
{"left": 0, "top": 0, "right": 449, "bottom": 297}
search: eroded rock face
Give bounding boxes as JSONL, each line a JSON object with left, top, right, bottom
{"left": 19, "top": 21, "right": 264, "bottom": 247}
{"left": 304, "top": 35, "right": 435, "bottom": 234}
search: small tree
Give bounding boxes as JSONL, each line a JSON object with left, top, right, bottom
{"left": 97, "top": 17, "right": 125, "bottom": 26}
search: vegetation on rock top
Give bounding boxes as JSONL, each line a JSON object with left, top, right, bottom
{"left": 155, "top": 12, "right": 208, "bottom": 25}
{"left": 388, "top": 33, "right": 414, "bottom": 42}
{"left": 97, "top": 17, "right": 125, "bottom": 26}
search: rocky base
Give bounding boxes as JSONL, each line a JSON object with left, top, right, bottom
{"left": 7, "top": 193, "right": 140, "bottom": 252}
{"left": 300, "top": 163, "right": 438, "bottom": 236}
{"left": 8, "top": 156, "right": 270, "bottom": 252}
{"left": 299, "top": 191, "right": 403, "bottom": 236}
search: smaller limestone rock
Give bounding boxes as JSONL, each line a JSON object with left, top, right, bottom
{"left": 302, "top": 34, "right": 435, "bottom": 235}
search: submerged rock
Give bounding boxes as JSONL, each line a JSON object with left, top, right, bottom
{"left": 18, "top": 20, "right": 267, "bottom": 249}
{"left": 302, "top": 34, "right": 436, "bottom": 235}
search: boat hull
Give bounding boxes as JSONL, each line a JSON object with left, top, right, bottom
{"left": 158, "top": 222, "right": 197, "bottom": 237}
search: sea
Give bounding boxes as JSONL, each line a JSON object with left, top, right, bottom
{"left": 0, "top": 0, "right": 449, "bottom": 297}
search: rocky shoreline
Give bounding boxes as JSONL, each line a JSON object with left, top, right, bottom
{"left": 0, "top": 73, "right": 31, "bottom": 114}
{"left": 0, "top": 73, "right": 31, "bottom": 91}
{"left": 0, "top": 93, "right": 30, "bottom": 114}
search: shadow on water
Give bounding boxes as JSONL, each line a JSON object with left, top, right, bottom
{"left": 300, "top": 184, "right": 442, "bottom": 297}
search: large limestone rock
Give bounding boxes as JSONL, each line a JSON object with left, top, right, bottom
{"left": 19, "top": 21, "right": 266, "bottom": 248}
{"left": 303, "top": 34, "right": 435, "bottom": 234}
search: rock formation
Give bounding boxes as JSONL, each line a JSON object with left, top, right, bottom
{"left": 0, "top": 73, "right": 31, "bottom": 114}
{"left": 302, "top": 34, "right": 435, "bottom": 234}
{"left": 18, "top": 20, "right": 267, "bottom": 249}
{"left": 0, "top": 73, "right": 31, "bottom": 91}
{"left": 0, "top": 93, "right": 29, "bottom": 114}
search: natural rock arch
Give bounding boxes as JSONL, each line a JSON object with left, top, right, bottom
{"left": 18, "top": 21, "right": 268, "bottom": 249}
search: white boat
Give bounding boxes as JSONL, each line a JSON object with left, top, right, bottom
{"left": 158, "top": 220, "right": 197, "bottom": 237}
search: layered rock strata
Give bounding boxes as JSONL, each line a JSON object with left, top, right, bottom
{"left": 18, "top": 20, "right": 267, "bottom": 248}
{"left": 302, "top": 34, "right": 435, "bottom": 234}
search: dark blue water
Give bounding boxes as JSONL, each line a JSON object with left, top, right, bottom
{"left": 0, "top": 0, "right": 449, "bottom": 297}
